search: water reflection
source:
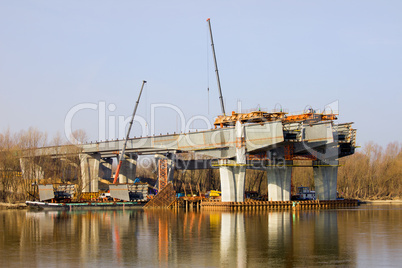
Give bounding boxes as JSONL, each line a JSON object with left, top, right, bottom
{"left": 220, "top": 213, "right": 246, "bottom": 267}
{"left": 0, "top": 206, "right": 401, "bottom": 267}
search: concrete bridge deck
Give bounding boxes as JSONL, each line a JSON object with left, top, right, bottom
{"left": 32, "top": 121, "right": 355, "bottom": 158}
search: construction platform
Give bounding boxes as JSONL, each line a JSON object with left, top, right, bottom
{"left": 201, "top": 199, "right": 359, "bottom": 210}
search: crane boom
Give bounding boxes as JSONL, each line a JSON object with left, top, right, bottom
{"left": 113, "top": 80, "right": 147, "bottom": 184}
{"left": 207, "top": 18, "right": 226, "bottom": 116}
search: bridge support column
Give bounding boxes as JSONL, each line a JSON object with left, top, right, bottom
{"left": 267, "top": 160, "right": 293, "bottom": 201}
{"left": 60, "top": 158, "right": 79, "bottom": 181}
{"left": 219, "top": 160, "right": 246, "bottom": 202}
{"left": 167, "top": 155, "right": 175, "bottom": 182}
{"left": 79, "top": 153, "right": 100, "bottom": 193}
{"left": 19, "top": 158, "right": 44, "bottom": 181}
{"left": 119, "top": 153, "right": 137, "bottom": 184}
{"left": 100, "top": 158, "right": 113, "bottom": 180}
{"left": 313, "top": 160, "right": 338, "bottom": 200}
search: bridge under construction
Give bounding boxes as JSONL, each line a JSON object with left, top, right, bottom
{"left": 22, "top": 108, "right": 356, "bottom": 203}
{"left": 20, "top": 19, "right": 357, "bottom": 205}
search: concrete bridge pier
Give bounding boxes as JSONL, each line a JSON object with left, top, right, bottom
{"left": 267, "top": 160, "right": 293, "bottom": 201}
{"left": 219, "top": 160, "right": 246, "bottom": 202}
{"left": 100, "top": 158, "right": 113, "bottom": 180}
{"left": 119, "top": 153, "right": 137, "bottom": 183}
{"left": 19, "top": 158, "right": 44, "bottom": 181}
{"left": 313, "top": 160, "right": 338, "bottom": 200}
{"left": 79, "top": 153, "right": 100, "bottom": 193}
{"left": 59, "top": 158, "right": 79, "bottom": 181}
{"left": 167, "top": 154, "right": 176, "bottom": 182}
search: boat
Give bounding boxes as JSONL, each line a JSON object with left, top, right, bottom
{"left": 293, "top": 186, "right": 316, "bottom": 200}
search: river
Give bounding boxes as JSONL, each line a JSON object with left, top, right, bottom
{"left": 1, "top": 204, "right": 401, "bottom": 267}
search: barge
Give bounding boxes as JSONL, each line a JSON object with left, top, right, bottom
{"left": 27, "top": 183, "right": 151, "bottom": 210}
{"left": 26, "top": 200, "right": 145, "bottom": 210}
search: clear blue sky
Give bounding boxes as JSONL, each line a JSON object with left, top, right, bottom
{"left": 1, "top": 0, "right": 401, "bottom": 147}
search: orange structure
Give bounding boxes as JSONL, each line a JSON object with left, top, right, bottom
{"left": 283, "top": 110, "right": 337, "bottom": 124}
{"left": 158, "top": 159, "right": 168, "bottom": 190}
{"left": 214, "top": 110, "right": 286, "bottom": 128}
{"left": 214, "top": 109, "right": 337, "bottom": 128}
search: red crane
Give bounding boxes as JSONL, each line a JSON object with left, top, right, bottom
{"left": 113, "top": 80, "right": 147, "bottom": 184}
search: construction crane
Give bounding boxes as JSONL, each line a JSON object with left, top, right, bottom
{"left": 113, "top": 80, "right": 147, "bottom": 184}
{"left": 207, "top": 18, "right": 226, "bottom": 116}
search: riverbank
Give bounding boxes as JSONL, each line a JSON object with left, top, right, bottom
{"left": 0, "top": 202, "right": 27, "bottom": 210}
{"left": 360, "top": 199, "right": 402, "bottom": 204}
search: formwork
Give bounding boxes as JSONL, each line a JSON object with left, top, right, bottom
{"left": 144, "top": 182, "right": 176, "bottom": 208}
{"left": 201, "top": 199, "right": 359, "bottom": 210}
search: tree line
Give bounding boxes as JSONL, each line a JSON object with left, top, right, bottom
{"left": 0, "top": 128, "right": 85, "bottom": 202}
